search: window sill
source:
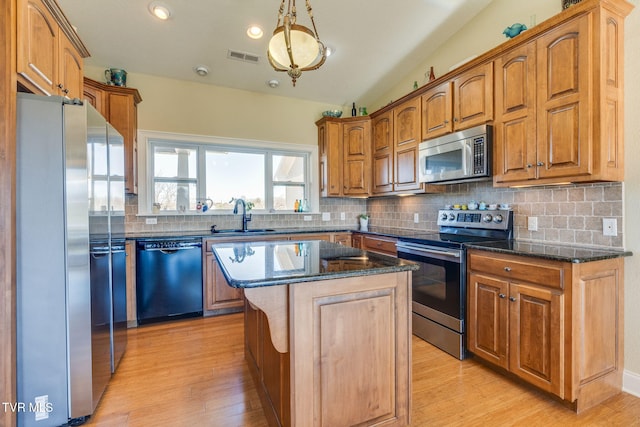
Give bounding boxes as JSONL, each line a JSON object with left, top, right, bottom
{"left": 136, "top": 211, "right": 320, "bottom": 217}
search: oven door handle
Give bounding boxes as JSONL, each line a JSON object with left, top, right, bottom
{"left": 396, "top": 242, "right": 461, "bottom": 258}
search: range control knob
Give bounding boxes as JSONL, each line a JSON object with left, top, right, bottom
{"left": 441, "top": 213, "right": 449, "bottom": 221}
{"left": 448, "top": 213, "right": 456, "bottom": 221}
{"left": 493, "top": 214, "right": 504, "bottom": 224}
{"left": 483, "top": 214, "right": 493, "bottom": 223}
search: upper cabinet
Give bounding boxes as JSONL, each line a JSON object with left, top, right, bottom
{"left": 84, "top": 78, "right": 143, "bottom": 194}
{"left": 494, "top": 0, "right": 631, "bottom": 186}
{"left": 422, "top": 62, "right": 493, "bottom": 141}
{"left": 317, "top": 116, "right": 371, "bottom": 197}
{"left": 393, "top": 97, "right": 422, "bottom": 192}
{"left": 371, "top": 111, "right": 393, "bottom": 194}
{"left": 17, "top": 0, "right": 89, "bottom": 99}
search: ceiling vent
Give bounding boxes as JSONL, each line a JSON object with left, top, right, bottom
{"left": 227, "top": 49, "right": 260, "bottom": 64}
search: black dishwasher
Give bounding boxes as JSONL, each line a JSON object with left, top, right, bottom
{"left": 136, "top": 238, "right": 203, "bottom": 325}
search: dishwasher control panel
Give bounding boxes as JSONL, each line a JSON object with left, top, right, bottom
{"left": 138, "top": 239, "right": 202, "bottom": 250}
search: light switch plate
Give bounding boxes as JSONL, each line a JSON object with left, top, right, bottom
{"left": 303, "top": 215, "right": 312, "bottom": 221}
{"left": 146, "top": 217, "right": 157, "bottom": 225}
{"left": 528, "top": 217, "right": 538, "bottom": 231}
{"left": 414, "top": 213, "right": 419, "bottom": 223}
{"left": 322, "top": 212, "right": 331, "bottom": 221}
{"left": 340, "top": 212, "right": 346, "bottom": 221}
{"left": 603, "top": 218, "right": 618, "bottom": 236}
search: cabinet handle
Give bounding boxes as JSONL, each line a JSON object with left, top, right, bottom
{"left": 444, "top": 120, "right": 449, "bottom": 124}
{"left": 537, "top": 161, "right": 545, "bottom": 166}
{"left": 509, "top": 296, "right": 517, "bottom": 302}
{"left": 504, "top": 266, "right": 511, "bottom": 272}
{"left": 499, "top": 293, "right": 506, "bottom": 299}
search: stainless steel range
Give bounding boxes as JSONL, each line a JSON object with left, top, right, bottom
{"left": 396, "top": 209, "right": 513, "bottom": 359}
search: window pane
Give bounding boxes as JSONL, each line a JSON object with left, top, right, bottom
{"left": 206, "top": 151, "right": 265, "bottom": 210}
{"left": 273, "top": 155, "right": 304, "bottom": 182}
{"left": 154, "top": 147, "right": 197, "bottom": 179}
{"left": 154, "top": 182, "right": 197, "bottom": 211}
{"left": 273, "top": 185, "right": 304, "bottom": 211}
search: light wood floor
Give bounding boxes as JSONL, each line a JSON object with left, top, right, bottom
{"left": 85, "top": 314, "right": 640, "bottom": 426}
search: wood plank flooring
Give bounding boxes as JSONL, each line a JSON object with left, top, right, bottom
{"left": 85, "top": 314, "right": 640, "bottom": 426}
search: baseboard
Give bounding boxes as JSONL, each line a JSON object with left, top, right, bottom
{"left": 623, "top": 369, "right": 640, "bottom": 397}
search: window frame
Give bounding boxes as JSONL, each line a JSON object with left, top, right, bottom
{"left": 138, "top": 130, "right": 319, "bottom": 215}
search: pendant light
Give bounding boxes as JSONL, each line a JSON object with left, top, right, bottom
{"left": 267, "top": 0, "right": 326, "bottom": 86}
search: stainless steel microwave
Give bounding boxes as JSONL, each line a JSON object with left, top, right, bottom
{"left": 418, "top": 124, "right": 492, "bottom": 184}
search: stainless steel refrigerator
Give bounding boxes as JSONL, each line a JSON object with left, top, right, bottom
{"left": 16, "top": 93, "right": 126, "bottom": 426}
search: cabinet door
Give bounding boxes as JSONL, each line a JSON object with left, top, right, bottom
{"left": 351, "top": 234, "right": 363, "bottom": 249}
{"left": 204, "top": 253, "right": 243, "bottom": 310}
{"left": 467, "top": 273, "right": 509, "bottom": 369}
{"left": 421, "top": 81, "right": 453, "bottom": 140}
{"left": 509, "top": 282, "right": 563, "bottom": 397}
{"left": 494, "top": 43, "right": 537, "bottom": 183}
{"left": 393, "top": 97, "right": 421, "bottom": 192}
{"left": 107, "top": 92, "right": 138, "bottom": 194}
{"left": 17, "top": 0, "right": 58, "bottom": 95}
{"left": 372, "top": 112, "right": 394, "bottom": 194}
{"left": 333, "top": 233, "right": 351, "bottom": 247}
{"left": 318, "top": 121, "right": 342, "bottom": 197}
{"left": 58, "top": 32, "right": 83, "bottom": 99}
{"left": 452, "top": 62, "right": 494, "bottom": 130}
{"left": 536, "top": 15, "right": 591, "bottom": 180}
{"left": 343, "top": 120, "right": 371, "bottom": 196}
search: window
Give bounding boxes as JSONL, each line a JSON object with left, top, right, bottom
{"left": 141, "top": 132, "right": 317, "bottom": 214}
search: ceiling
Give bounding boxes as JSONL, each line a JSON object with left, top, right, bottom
{"left": 58, "top": 0, "right": 493, "bottom": 106}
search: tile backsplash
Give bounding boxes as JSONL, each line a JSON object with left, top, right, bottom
{"left": 367, "top": 181, "right": 624, "bottom": 249}
{"left": 126, "top": 181, "right": 623, "bottom": 249}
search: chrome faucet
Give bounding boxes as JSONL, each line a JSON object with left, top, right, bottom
{"left": 232, "top": 198, "right": 252, "bottom": 232}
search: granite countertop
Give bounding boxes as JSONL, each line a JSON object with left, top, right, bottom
{"left": 211, "top": 239, "right": 419, "bottom": 288}
{"left": 465, "top": 240, "right": 632, "bottom": 263}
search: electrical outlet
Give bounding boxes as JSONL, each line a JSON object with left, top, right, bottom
{"left": 303, "top": 215, "right": 312, "bottom": 221}
{"left": 321, "top": 212, "right": 331, "bottom": 221}
{"left": 414, "top": 213, "right": 419, "bottom": 223}
{"left": 340, "top": 212, "right": 346, "bottom": 221}
{"left": 146, "top": 217, "right": 157, "bottom": 225}
{"left": 528, "top": 216, "right": 538, "bottom": 231}
{"left": 603, "top": 218, "right": 618, "bottom": 236}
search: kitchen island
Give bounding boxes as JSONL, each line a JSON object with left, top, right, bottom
{"left": 211, "top": 240, "right": 418, "bottom": 427}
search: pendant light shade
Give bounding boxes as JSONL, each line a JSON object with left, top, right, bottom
{"left": 267, "top": 0, "right": 326, "bottom": 86}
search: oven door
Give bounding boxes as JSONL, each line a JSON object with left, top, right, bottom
{"left": 418, "top": 139, "right": 472, "bottom": 183}
{"left": 396, "top": 241, "right": 464, "bottom": 322}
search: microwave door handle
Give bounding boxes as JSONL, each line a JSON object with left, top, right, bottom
{"left": 464, "top": 141, "right": 473, "bottom": 176}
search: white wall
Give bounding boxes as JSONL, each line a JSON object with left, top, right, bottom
{"left": 84, "top": 66, "right": 339, "bottom": 146}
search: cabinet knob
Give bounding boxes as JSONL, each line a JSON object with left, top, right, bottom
{"left": 453, "top": 118, "right": 458, "bottom": 122}
{"left": 537, "top": 161, "right": 545, "bottom": 166}
{"left": 57, "top": 83, "right": 63, "bottom": 89}
{"left": 499, "top": 293, "right": 506, "bottom": 299}
{"left": 504, "top": 266, "right": 511, "bottom": 272}
{"left": 526, "top": 164, "right": 533, "bottom": 168}
{"left": 62, "top": 88, "right": 69, "bottom": 95}
{"left": 444, "top": 120, "right": 449, "bottom": 124}
{"left": 509, "top": 296, "right": 517, "bottom": 302}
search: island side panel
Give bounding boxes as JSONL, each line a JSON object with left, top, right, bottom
{"left": 289, "top": 271, "right": 411, "bottom": 427}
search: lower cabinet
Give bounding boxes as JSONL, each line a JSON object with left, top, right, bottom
{"left": 362, "top": 234, "right": 398, "bottom": 256}
{"left": 467, "top": 249, "right": 624, "bottom": 412}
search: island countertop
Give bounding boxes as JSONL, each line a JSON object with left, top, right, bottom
{"left": 211, "top": 239, "right": 418, "bottom": 288}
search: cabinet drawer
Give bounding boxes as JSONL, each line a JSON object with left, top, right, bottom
{"left": 362, "top": 236, "right": 397, "bottom": 256}
{"left": 468, "top": 251, "right": 564, "bottom": 289}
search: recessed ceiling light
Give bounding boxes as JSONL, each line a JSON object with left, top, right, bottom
{"left": 325, "top": 46, "right": 334, "bottom": 57}
{"left": 149, "top": 2, "right": 171, "bottom": 20}
{"left": 247, "top": 26, "right": 264, "bottom": 39}
{"left": 267, "top": 79, "right": 279, "bottom": 88}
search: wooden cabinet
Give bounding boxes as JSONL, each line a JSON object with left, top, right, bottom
{"left": 494, "top": 3, "right": 630, "bottom": 186}
{"left": 342, "top": 119, "right": 371, "bottom": 196}
{"left": 371, "top": 111, "right": 394, "bottom": 194}
{"left": 393, "top": 97, "right": 422, "bottom": 192}
{"left": 351, "top": 233, "right": 363, "bottom": 249}
{"left": 204, "top": 252, "right": 243, "bottom": 311}
{"left": 332, "top": 232, "right": 351, "bottom": 246}
{"left": 17, "top": 0, "right": 89, "bottom": 98}
{"left": 317, "top": 116, "right": 371, "bottom": 197}
{"left": 467, "top": 249, "right": 625, "bottom": 412}
{"left": 494, "top": 42, "right": 537, "bottom": 183}
{"left": 84, "top": 78, "right": 142, "bottom": 194}
{"left": 361, "top": 234, "right": 397, "bottom": 257}
{"left": 421, "top": 62, "right": 493, "bottom": 141}
{"left": 125, "top": 240, "right": 137, "bottom": 327}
